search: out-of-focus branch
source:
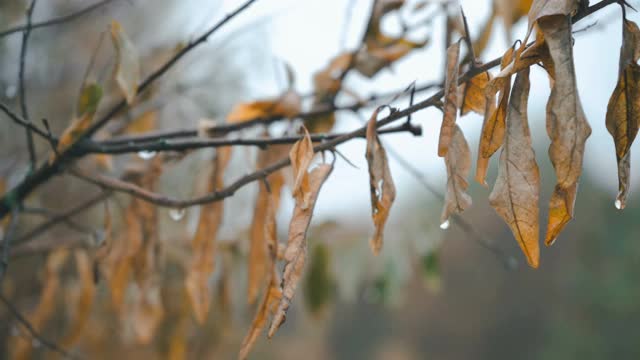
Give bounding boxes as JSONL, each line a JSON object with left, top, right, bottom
{"left": 0, "top": 293, "right": 75, "bottom": 359}
{"left": 0, "top": 0, "right": 116, "bottom": 38}
{"left": 18, "top": 0, "right": 38, "bottom": 170}
{"left": 0, "top": 0, "right": 260, "bottom": 220}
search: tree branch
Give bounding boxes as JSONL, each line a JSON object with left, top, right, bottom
{"left": 0, "top": 0, "right": 260, "bottom": 221}
{"left": 18, "top": 0, "right": 38, "bottom": 170}
{"left": 78, "top": 122, "right": 422, "bottom": 155}
{"left": 0, "top": 0, "right": 116, "bottom": 38}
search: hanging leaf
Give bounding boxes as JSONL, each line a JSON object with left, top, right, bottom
{"left": 131, "top": 286, "right": 164, "bottom": 344}
{"left": 606, "top": 19, "right": 640, "bottom": 209}
{"left": 538, "top": 15, "right": 591, "bottom": 245}
{"left": 52, "top": 83, "right": 103, "bottom": 161}
{"left": 240, "top": 190, "right": 284, "bottom": 359}
{"left": 459, "top": 72, "right": 492, "bottom": 116}
{"left": 475, "top": 48, "right": 514, "bottom": 186}
{"left": 110, "top": 20, "right": 140, "bottom": 104}
{"left": 11, "top": 250, "right": 69, "bottom": 360}
{"left": 268, "top": 163, "right": 333, "bottom": 338}
{"left": 290, "top": 128, "right": 314, "bottom": 208}
{"left": 438, "top": 40, "right": 461, "bottom": 157}
{"left": 185, "top": 147, "right": 232, "bottom": 324}
{"left": 248, "top": 144, "right": 288, "bottom": 304}
{"left": 60, "top": 250, "right": 96, "bottom": 348}
{"left": 365, "top": 107, "right": 396, "bottom": 255}
{"left": 226, "top": 90, "right": 302, "bottom": 124}
{"left": 489, "top": 68, "right": 540, "bottom": 268}
{"left": 355, "top": 37, "right": 429, "bottom": 78}
{"left": 441, "top": 125, "right": 472, "bottom": 227}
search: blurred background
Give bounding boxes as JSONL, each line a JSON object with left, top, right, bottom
{"left": 1, "top": 0, "right": 640, "bottom": 359}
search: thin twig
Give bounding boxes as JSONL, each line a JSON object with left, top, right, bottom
{"left": 0, "top": 0, "right": 116, "bottom": 38}
{"left": 0, "top": 209, "right": 20, "bottom": 282}
{"left": 18, "top": 0, "right": 38, "bottom": 170}
{"left": 22, "top": 207, "right": 94, "bottom": 235}
{"left": 99, "top": 81, "right": 441, "bottom": 146}
{"left": 0, "top": 102, "right": 50, "bottom": 140}
{"left": 14, "top": 192, "right": 110, "bottom": 246}
{"left": 70, "top": 122, "right": 421, "bottom": 207}
{"left": 0, "top": 0, "right": 260, "bottom": 220}
{"left": 0, "top": 293, "right": 76, "bottom": 359}
{"left": 79, "top": 123, "right": 421, "bottom": 155}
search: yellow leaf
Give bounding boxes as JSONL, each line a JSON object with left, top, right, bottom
{"left": 125, "top": 110, "right": 158, "bottom": 134}
{"left": 227, "top": 90, "right": 301, "bottom": 124}
{"left": 459, "top": 72, "right": 492, "bottom": 116}
{"left": 110, "top": 20, "right": 140, "bottom": 104}
{"left": 60, "top": 250, "right": 96, "bottom": 348}
{"left": 489, "top": 68, "right": 540, "bottom": 268}
{"left": 185, "top": 147, "right": 232, "bottom": 324}
{"left": 52, "top": 83, "right": 103, "bottom": 161}
{"left": 248, "top": 144, "right": 288, "bottom": 304}
{"left": 289, "top": 128, "right": 314, "bottom": 208}
{"left": 365, "top": 107, "right": 396, "bottom": 255}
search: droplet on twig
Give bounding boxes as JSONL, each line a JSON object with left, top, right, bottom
{"left": 169, "top": 208, "right": 185, "bottom": 221}
{"left": 137, "top": 150, "right": 157, "bottom": 160}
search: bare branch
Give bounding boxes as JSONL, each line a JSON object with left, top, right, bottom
{"left": 0, "top": 0, "right": 260, "bottom": 221}
{"left": 18, "top": 0, "right": 38, "bottom": 169}
{"left": 70, "top": 122, "right": 420, "bottom": 207}
{"left": 79, "top": 123, "right": 422, "bottom": 155}
{"left": 0, "top": 0, "right": 116, "bottom": 38}
{"left": 0, "top": 293, "right": 75, "bottom": 359}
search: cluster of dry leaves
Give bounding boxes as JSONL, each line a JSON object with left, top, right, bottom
{"left": 438, "top": 0, "right": 638, "bottom": 269}
{"left": 3, "top": 0, "right": 639, "bottom": 358}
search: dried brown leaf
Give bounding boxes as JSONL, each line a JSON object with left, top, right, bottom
{"left": 441, "top": 125, "right": 472, "bottom": 227}
{"left": 185, "top": 147, "right": 232, "bottom": 323}
{"left": 438, "top": 40, "right": 461, "bottom": 157}
{"left": 489, "top": 68, "right": 540, "bottom": 268}
{"left": 248, "top": 144, "right": 288, "bottom": 304}
{"left": 460, "top": 72, "right": 492, "bottom": 116}
{"left": 365, "top": 107, "right": 396, "bottom": 255}
{"left": 290, "top": 128, "right": 314, "bottom": 208}
{"left": 227, "top": 90, "right": 301, "bottom": 124}
{"left": 606, "top": 20, "right": 640, "bottom": 209}
{"left": 268, "top": 163, "right": 333, "bottom": 338}
{"left": 539, "top": 15, "right": 591, "bottom": 245}
{"left": 60, "top": 250, "right": 96, "bottom": 348}
{"left": 476, "top": 47, "right": 515, "bottom": 186}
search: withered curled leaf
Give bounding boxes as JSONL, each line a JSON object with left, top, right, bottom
{"left": 365, "top": 107, "right": 396, "bottom": 255}
{"left": 489, "top": 68, "right": 540, "bottom": 268}
{"left": 539, "top": 15, "right": 591, "bottom": 245}
{"left": 438, "top": 40, "right": 461, "bottom": 157}
{"left": 185, "top": 147, "right": 232, "bottom": 324}
{"left": 290, "top": 127, "right": 314, "bottom": 208}
{"left": 606, "top": 19, "right": 640, "bottom": 209}
{"left": 110, "top": 20, "right": 140, "bottom": 104}
{"left": 441, "top": 125, "right": 472, "bottom": 227}
{"left": 248, "top": 144, "right": 288, "bottom": 304}
{"left": 268, "top": 163, "right": 333, "bottom": 338}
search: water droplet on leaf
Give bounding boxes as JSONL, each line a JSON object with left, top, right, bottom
{"left": 439, "top": 219, "right": 450, "bottom": 230}
{"left": 614, "top": 199, "right": 623, "bottom": 210}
